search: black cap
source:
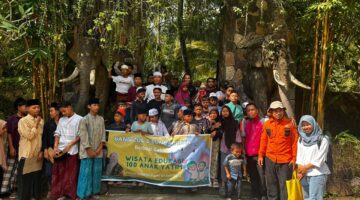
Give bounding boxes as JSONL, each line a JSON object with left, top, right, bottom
{"left": 26, "top": 99, "right": 40, "bottom": 107}
{"left": 88, "top": 98, "right": 100, "bottom": 105}
{"left": 14, "top": 97, "right": 26, "bottom": 108}
{"left": 134, "top": 73, "right": 142, "bottom": 78}
{"left": 50, "top": 102, "right": 59, "bottom": 110}
{"left": 153, "top": 87, "right": 162, "bottom": 92}
{"left": 183, "top": 109, "right": 194, "bottom": 116}
{"left": 165, "top": 90, "right": 174, "bottom": 96}
{"left": 137, "top": 108, "right": 148, "bottom": 115}
{"left": 59, "top": 101, "right": 72, "bottom": 108}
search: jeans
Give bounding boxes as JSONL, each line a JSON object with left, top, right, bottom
{"left": 226, "top": 178, "right": 242, "bottom": 198}
{"left": 265, "top": 157, "right": 292, "bottom": 200}
{"left": 247, "top": 155, "right": 267, "bottom": 198}
{"left": 301, "top": 175, "right": 328, "bottom": 200}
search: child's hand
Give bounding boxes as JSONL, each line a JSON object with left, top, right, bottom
{"left": 226, "top": 174, "right": 231, "bottom": 180}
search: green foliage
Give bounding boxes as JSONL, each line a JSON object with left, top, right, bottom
{"left": 335, "top": 130, "right": 360, "bottom": 152}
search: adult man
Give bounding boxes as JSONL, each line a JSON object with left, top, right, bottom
{"left": 17, "top": 99, "right": 44, "bottom": 200}
{"left": 1, "top": 97, "right": 27, "bottom": 197}
{"left": 145, "top": 71, "right": 168, "bottom": 102}
{"left": 77, "top": 98, "right": 106, "bottom": 199}
{"left": 51, "top": 101, "right": 82, "bottom": 200}
{"left": 206, "top": 78, "right": 217, "bottom": 94}
{"left": 258, "top": 101, "right": 298, "bottom": 200}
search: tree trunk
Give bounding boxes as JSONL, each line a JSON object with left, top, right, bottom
{"left": 311, "top": 8, "right": 321, "bottom": 117}
{"left": 177, "top": 0, "right": 190, "bottom": 74}
{"left": 134, "top": 0, "right": 146, "bottom": 73}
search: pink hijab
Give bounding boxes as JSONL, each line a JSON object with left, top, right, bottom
{"left": 0, "top": 120, "right": 7, "bottom": 170}
{"left": 175, "top": 82, "right": 190, "bottom": 106}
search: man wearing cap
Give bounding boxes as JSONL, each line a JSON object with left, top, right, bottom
{"left": 77, "top": 98, "right": 106, "bottom": 199}
{"left": 51, "top": 101, "right": 82, "bottom": 200}
{"left": 1, "top": 97, "right": 27, "bottom": 196}
{"left": 258, "top": 101, "right": 298, "bottom": 200}
{"left": 17, "top": 99, "right": 44, "bottom": 200}
{"left": 108, "top": 63, "right": 134, "bottom": 104}
{"left": 148, "top": 109, "right": 169, "bottom": 137}
{"left": 145, "top": 71, "right": 168, "bottom": 102}
{"left": 130, "top": 87, "right": 148, "bottom": 123}
{"left": 160, "top": 90, "right": 179, "bottom": 129}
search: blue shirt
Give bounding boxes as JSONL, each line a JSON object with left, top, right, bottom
{"left": 223, "top": 154, "right": 244, "bottom": 180}
{"left": 131, "top": 121, "right": 153, "bottom": 134}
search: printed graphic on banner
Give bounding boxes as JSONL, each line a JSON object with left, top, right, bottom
{"left": 102, "top": 132, "right": 212, "bottom": 187}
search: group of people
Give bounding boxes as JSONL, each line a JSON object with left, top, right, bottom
{"left": 0, "top": 63, "right": 331, "bottom": 200}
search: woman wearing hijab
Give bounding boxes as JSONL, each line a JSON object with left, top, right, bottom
{"left": 219, "top": 106, "right": 242, "bottom": 191}
{"left": 175, "top": 82, "right": 190, "bottom": 106}
{"left": 296, "top": 115, "right": 331, "bottom": 200}
{"left": 0, "top": 120, "right": 7, "bottom": 192}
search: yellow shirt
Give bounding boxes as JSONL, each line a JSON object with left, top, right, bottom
{"left": 18, "top": 114, "right": 44, "bottom": 160}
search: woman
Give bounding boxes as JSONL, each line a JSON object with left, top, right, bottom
{"left": 0, "top": 120, "right": 7, "bottom": 194}
{"left": 175, "top": 82, "right": 190, "bottom": 106}
{"left": 219, "top": 106, "right": 241, "bottom": 192}
{"left": 182, "top": 73, "right": 197, "bottom": 98}
{"left": 296, "top": 115, "right": 331, "bottom": 200}
{"left": 208, "top": 109, "right": 222, "bottom": 187}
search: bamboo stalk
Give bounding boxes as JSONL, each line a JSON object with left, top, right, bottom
{"left": 311, "top": 7, "right": 320, "bottom": 117}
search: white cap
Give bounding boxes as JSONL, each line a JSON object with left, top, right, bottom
{"left": 209, "top": 92, "right": 217, "bottom": 98}
{"left": 180, "top": 106, "right": 188, "bottom": 111}
{"left": 242, "top": 101, "right": 249, "bottom": 108}
{"left": 148, "top": 108, "right": 159, "bottom": 116}
{"left": 268, "top": 101, "right": 285, "bottom": 110}
{"left": 121, "top": 64, "right": 129, "bottom": 70}
{"left": 153, "top": 71, "right": 162, "bottom": 77}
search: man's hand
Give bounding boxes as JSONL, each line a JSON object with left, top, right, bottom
{"left": 9, "top": 147, "right": 16, "bottom": 157}
{"left": 297, "top": 164, "right": 307, "bottom": 174}
{"left": 86, "top": 149, "right": 97, "bottom": 158}
{"left": 258, "top": 157, "right": 264, "bottom": 166}
{"left": 37, "top": 152, "right": 43, "bottom": 161}
{"left": 297, "top": 172, "right": 304, "bottom": 180}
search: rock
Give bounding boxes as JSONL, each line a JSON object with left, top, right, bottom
{"left": 236, "top": 49, "right": 247, "bottom": 61}
{"left": 224, "top": 52, "right": 235, "bottom": 66}
{"left": 234, "top": 34, "right": 245, "bottom": 48}
{"left": 350, "top": 177, "right": 360, "bottom": 194}
{"left": 327, "top": 178, "right": 354, "bottom": 196}
{"left": 256, "top": 22, "right": 266, "bottom": 36}
{"left": 233, "top": 69, "right": 243, "bottom": 83}
{"left": 225, "top": 66, "right": 235, "bottom": 80}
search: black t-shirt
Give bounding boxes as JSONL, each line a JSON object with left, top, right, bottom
{"left": 147, "top": 99, "right": 165, "bottom": 114}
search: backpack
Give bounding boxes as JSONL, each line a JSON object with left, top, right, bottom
{"left": 299, "top": 133, "right": 333, "bottom": 172}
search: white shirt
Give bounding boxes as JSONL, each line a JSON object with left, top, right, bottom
{"left": 54, "top": 113, "right": 83, "bottom": 155}
{"left": 112, "top": 75, "right": 134, "bottom": 94}
{"left": 296, "top": 137, "right": 331, "bottom": 176}
{"left": 145, "top": 84, "right": 168, "bottom": 102}
{"left": 150, "top": 120, "right": 169, "bottom": 137}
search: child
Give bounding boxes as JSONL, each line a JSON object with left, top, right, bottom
{"left": 130, "top": 87, "right": 147, "bottom": 123}
{"left": 223, "top": 143, "right": 245, "bottom": 200}
{"left": 131, "top": 109, "right": 153, "bottom": 135}
{"left": 195, "top": 83, "right": 206, "bottom": 104}
{"left": 77, "top": 98, "right": 106, "bottom": 199}
{"left": 160, "top": 90, "right": 179, "bottom": 129}
{"left": 187, "top": 161, "right": 199, "bottom": 183}
{"left": 225, "top": 91, "right": 244, "bottom": 124}
{"left": 107, "top": 108, "right": 129, "bottom": 132}
{"left": 197, "top": 161, "right": 209, "bottom": 184}
{"left": 192, "top": 104, "right": 211, "bottom": 135}
{"left": 208, "top": 109, "right": 222, "bottom": 187}
{"left": 127, "top": 73, "right": 143, "bottom": 103}
{"left": 171, "top": 109, "right": 199, "bottom": 136}
{"left": 168, "top": 106, "right": 187, "bottom": 134}
{"left": 108, "top": 63, "right": 134, "bottom": 104}
{"left": 201, "top": 96, "right": 210, "bottom": 118}
{"left": 175, "top": 82, "right": 190, "bottom": 106}
{"left": 209, "top": 92, "right": 222, "bottom": 113}
{"left": 147, "top": 87, "right": 165, "bottom": 114}
{"left": 148, "top": 108, "right": 169, "bottom": 137}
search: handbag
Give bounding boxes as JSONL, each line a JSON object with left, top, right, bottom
{"left": 286, "top": 170, "right": 304, "bottom": 200}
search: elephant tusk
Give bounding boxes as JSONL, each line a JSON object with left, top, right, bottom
{"left": 289, "top": 72, "right": 311, "bottom": 90}
{"left": 59, "top": 67, "right": 79, "bottom": 83}
{"left": 90, "top": 69, "right": 96, "bottom": 85}
{"left": 273, "top": 69, "right": 286, "bottom": 86}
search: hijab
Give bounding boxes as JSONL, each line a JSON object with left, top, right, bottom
{"left": 221, "top": 106, "right": 238, "bottom": 149}
{"left": 298, "top": 115, "right": 322, "bottom": 146}
{"left": 175, "top": 82, "right": 190, "bottom": 106}
{"left": 0, "top": 120, "right": 7, "bottom": 170}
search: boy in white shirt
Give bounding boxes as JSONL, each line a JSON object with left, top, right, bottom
{"left": 108, "top": 63, "right": 134, "bottom": 104}
{"left": 148, "top": 108, "right": 169, "bottom": 137}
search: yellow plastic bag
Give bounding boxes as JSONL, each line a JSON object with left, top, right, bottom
{"left": 286, "top": 170, "right": 304, "bottom": 200}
